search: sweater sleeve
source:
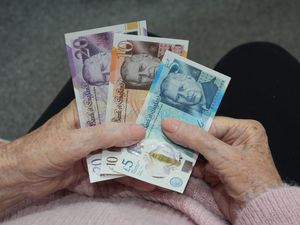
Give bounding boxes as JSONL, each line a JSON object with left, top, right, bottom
{"left": 235, "top": 185, "right": 300, "bottom": 225}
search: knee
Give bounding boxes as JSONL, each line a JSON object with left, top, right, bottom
{"left": 224, "top": 42, "right": 290, "bottom": 60}
{"left": 215, "top": 41, "right": 297, "bottom": 71}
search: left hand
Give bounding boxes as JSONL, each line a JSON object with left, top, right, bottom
{"left": 162, "top": 117, "right": 282, "bottom": 222}
{"left": 3, "top": 100, "right": 154, "bottom": 201}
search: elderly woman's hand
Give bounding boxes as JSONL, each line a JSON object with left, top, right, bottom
{"left": 0, "top": 100, "right": 154, "bottom": 211}
{"left": 162, "top": 117, "right": 282, "bottom": 222}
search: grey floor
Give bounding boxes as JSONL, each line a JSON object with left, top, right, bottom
{"left": 0, "top": 0, "right": 300, "bottom": 140}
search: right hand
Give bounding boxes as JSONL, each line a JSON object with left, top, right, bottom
{"left": 3, "top": 101, "right": 154, "bottom": 202}
{"left": 162, "top": 117, "right": 282, "bottom": 222}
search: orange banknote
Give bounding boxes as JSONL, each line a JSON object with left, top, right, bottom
{"left": 106, "top": 34, "right": 189, "bottom": 123}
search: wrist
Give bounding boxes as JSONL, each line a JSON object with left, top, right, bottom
{"left": 246, "top": 173, "right": 283, "bottom": 201}
{"left": 231, "top": 179, "right": 284, "bottom": 222}
{"left": 235, "top": 185, "right": 300, "bottom": 225}
{"left": 0, "top": 140, "right": 30, "bottom": 211}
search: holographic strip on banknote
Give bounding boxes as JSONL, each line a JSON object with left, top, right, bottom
{"left": 113, "top": 51, "right": 231, "bottom": 192}
{"left": 65, "top": 21, "right": 147, "bottom": 183}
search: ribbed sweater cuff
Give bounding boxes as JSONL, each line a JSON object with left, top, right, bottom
{"left": 235, "top": 185, "right": 300, "bottom": 225}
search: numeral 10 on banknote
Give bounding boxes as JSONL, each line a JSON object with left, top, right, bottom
{"left": 116, "top": 41, "right": 134, "bottom": 57}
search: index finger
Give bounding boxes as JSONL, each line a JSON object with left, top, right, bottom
{"left": 162, "top": 118, "right": 233, "bottom": 165}
{"left": 209, "top": 116, "right": 241, "bottom": 138}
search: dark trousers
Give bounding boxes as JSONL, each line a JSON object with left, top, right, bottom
{"left": 30, "top": 42, "right": 300, "bottom": 184}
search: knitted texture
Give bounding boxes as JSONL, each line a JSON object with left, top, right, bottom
{"left": 235, "top": 185, "right": 300, "bottom": 225}
{"left": 1, "top": 176, "right": 300, "bottom": 225}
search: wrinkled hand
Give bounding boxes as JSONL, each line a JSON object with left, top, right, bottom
{"left": 162, "top": 117, "right": 282, "bottom": 222}
{"left": 9, "top": 100, "right": 154, "bottom": 200}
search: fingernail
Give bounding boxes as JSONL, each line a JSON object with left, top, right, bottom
{"left": 162, "top": 118, "right": 181, "bottom": 133}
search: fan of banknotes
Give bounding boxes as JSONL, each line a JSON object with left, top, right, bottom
{"left": 65, "top": 20, "right": 230, "bottom": 193}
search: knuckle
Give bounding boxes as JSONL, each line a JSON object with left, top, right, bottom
{"left": 208, "top": 138, "right": 222, "bottom": 151}
{"left": 26, "top": 189, "right": 41, "bottom": 200}
{"left": 59, "top": 131, "right": 86, "bottom": 159}
{"left": 179, "top": 123, "right": 198, "bottom": 141}
{"left": 246, "top": 120, "right": 266, "bottom": 134}
{"left": 98, "top": 123, "right": 118, "bottom": 147}
{"left": 58, "top": 132, "right": 74, "bottom": 148}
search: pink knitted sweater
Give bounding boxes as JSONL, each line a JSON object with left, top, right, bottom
{"left": 0, "top": 139, "right": 300, "bottom": 224}
{"left": 1, "top": 176, "right": 300, "bottom": 225}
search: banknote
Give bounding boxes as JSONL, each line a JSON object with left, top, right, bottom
{"left": 114, "top": 51, "right": 231, "bottom": 192}
{"left": 65, "top": 21, "right": 147, "bottom": 183}
{"left": 102, "top": 34, "right": 189, "bottom": 174}
{"left": 105, "top": 33, "right": 189, "bottom": 124}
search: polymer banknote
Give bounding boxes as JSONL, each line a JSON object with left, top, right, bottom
{"left": 113, "top": 51, "right": 231, "bottom": 192}
{"left": 101, "top": 34, "right": 189, "bottom": 174}
{"left": 65, "top": 21, "right": 147, "bottom": 182}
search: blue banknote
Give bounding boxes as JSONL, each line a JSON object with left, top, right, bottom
{"left": 114, "top": 51, "right": 231, "bottom": 192}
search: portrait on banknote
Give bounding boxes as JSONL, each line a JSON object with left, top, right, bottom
{"left": 119, "top": 41, "right": 185, "bottom": 90}
{"left": 120, "top": 53, "right": 160, "bottom": 89}
{"left": 160, "top": 61, "right": 219, "bottom": 118}
{"left": 82, "top": 51, "right": 111, "bottom": 86}
{"left": 79, "top": 33, "right": 113, "bottom": 86}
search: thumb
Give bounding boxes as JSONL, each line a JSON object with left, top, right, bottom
{"left": 162, "top": 118, "right": 232, "bottom": 167}
{"left": 67, "top": 123, "right": 145, "bottom": 161}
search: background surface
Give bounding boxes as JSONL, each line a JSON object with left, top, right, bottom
{"left": 0, "top": 0, "right": 300, "bottom": 139}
